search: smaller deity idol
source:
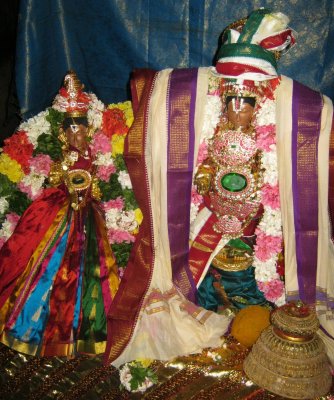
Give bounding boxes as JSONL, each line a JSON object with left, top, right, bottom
{"left": 0, "top": 71, "right": 120, "bottom": 356}
{"left": 194, "top": 80, "right": 274, "bottom": 312}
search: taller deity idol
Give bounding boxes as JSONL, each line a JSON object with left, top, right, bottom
{"left": 105, "top": 8, "right": 334, "bottom": 368}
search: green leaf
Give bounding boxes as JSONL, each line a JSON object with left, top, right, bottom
{"left": 111, "top": 243, "right": 132, "bottom": 267}
{"left": 0, "top": 173, "right": 16, "bottom": 197}
{"left": 7, "top": 190, "right": 32, "bottom": 216}
{"left": 34, "top": 133, "right": 62, "bottom": 161}
{"left": 123, "top": 189, "right": 138, "bottom": 210}
{"left": 98, "top": 174, "right": 123, "bottom": 202}
{"left": 114, "top": 154, "right": 127, "bottom": 171}
{"left": 46, "top": 108, "right": 65, "bottom": 137}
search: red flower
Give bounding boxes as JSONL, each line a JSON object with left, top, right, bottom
{"left": 102, "top": 108, "right": 128, "bottom": 138}
{"left": 3, "top": 130, "right": 33, "bottom": 173}
{"left": 59, "top": 87, "right": 69, "bottom": 97}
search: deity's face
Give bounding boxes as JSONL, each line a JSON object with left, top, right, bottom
{"left": 226, "top": 98, "right": 254, "bottom": 131}
{"left": 63, "top": 117, "right": 88, "bottom": 151}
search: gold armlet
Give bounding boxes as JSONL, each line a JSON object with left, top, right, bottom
{"left": 91, "top": 176, "right": 102, "bottom": 201}
{"left": 48, "top": 162, "right": 64, "bottom": 186}
{"left": 194, "top": 164, "right": 215, "bottom": 195}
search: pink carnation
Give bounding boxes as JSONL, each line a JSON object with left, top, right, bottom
{"left": 258, "top": 279, "right": 284, "bottom": 302}
{"left": 96, "top": 164, "right": 116, "bottom": 182}
{"left": 256, "top": 124, "right": 276, "bottom": 152}
{"left": 6, "top": 212, "right": 20, "bottom": 226}
{"left": 17, "top": 182, "right": 43, "bottom": 201}
{"left": 103, "top": 197, "right": 124, "bottom": 211}
{"left": 29, "top": 154, "right": 52, "bottom": 176}
{"left": 254, "top": 229, "right": 282, "bottom": 261}
{"left": 191, "top": 187, "right": 203, "bottom": 205}
{"left": 90, "top": 130, "right": 111, "bottom": 157}
{"left": 107, "top": 229, "right": 136, "bottom": 244}
{"left": 196, "top": 142, "right": 208, "bottom": 165}
{"left": 261, "top": 183, "right": 280, "bottom": 209}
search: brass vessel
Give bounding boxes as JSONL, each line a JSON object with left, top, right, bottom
{"left": 243, "top": 302, "right": 332, "bottom": 399}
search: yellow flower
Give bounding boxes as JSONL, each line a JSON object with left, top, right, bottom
{"left": 108, "top": 101, "right": 134, "bottom": 128}
{"left": 231, "top": 305, "right": 270, "bottom": 347}
{"left": 0, "top": 153, "right": 24, "bottom": 183}
{"left": 134, "top": 208, "right": 143, "bottom": 225}
{"left": 111, "top": 134, "right": 125, "bottom": 157}
{"left": 135, "top": 358, "right": 153, "bottom": 368}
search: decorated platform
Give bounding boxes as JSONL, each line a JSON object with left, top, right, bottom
{"left": 0, "top": 338, "right": 333, "bottom": 400}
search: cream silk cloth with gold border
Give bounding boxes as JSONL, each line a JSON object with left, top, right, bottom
{"left": 112, "top": 69, "right": 334, "bottom": 367}
{"left": 112, "top": 68, "right": 231, "bottom": 367}
{"left": 276, "top": 76, "right": 334, "bottom": 365}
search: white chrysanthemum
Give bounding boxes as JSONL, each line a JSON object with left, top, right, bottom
{"left": 105, "top": 208, "right": 120, "bottom": 230}
{"left": 20, "top": 172, "right": 45, "bottom": 197}
{"left": 256, "top": 99, "right": 276, "bottom": 126}
{"left": 118, "top": 170, "right": 132, "bottom": 189}
{"left": 88, "top": 93, "right": 105, "bottom": 112}
{"left": 136, "top": 377, "right": 155, "bottom": 393}
{"left": 0, "top": 219, "right": 15, "bottom": 240}
{"left": 201, "top": 95, "right": 222, "bottom": 141}
{"left": 87, "top": 93, "right": 105, "bottom": 129}
{"left": 0, "top": 197, "right": 9, "bottom": 215}
{"left": 262, "top": 148, "right": 278, "bottom": 185}
{"left": 190, "top": 202, "right": 200, "bottom": 224}
{"left": 93, "top": 152, "right": 114, "bottom": 166}
{"left": 87, "top": 109, "right": 103, "bottom": 130}
{"left": 254, "top": 256, "right": 279, "bottom": 282}
{"left": 52, "top": 94, "right": 68, "bottom": 112}
{"left": 105, "top": 209, "right": 137, "bottom": 232}
{"left": 119, "top": 364, "right": 132, "bottom": 391}
{"left": 20, "top": 110, "right": 51, "bottom": 146}
{"left": 117, "top": 210, "right": 138, "bottom": 231}
{"left": 258, "top": 208, "right": 282, "bottom": 236}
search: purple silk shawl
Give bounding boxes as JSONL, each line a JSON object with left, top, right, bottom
{"left": 291, "top": 80, "right": 323, "bottom": 305}
{"left": 167, "top": 68, "right": 198, "bottom": 302}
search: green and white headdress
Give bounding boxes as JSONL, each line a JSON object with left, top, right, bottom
{"left": 216, "top": 8, "right": 296, "bottom": 81}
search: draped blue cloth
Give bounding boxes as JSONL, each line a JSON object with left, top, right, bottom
{"left": 17, "top": 0, "right": 334, "bottom": 118}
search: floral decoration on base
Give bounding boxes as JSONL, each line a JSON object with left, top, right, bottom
{"left": 119, "top": 359, "right": 158, "bottom": 393}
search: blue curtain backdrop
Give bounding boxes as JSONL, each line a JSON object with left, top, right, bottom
{"left": 16, "top": 0, "right": 334, "bottom": 118}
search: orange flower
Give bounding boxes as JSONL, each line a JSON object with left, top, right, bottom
{"left": 3, "top": 130, "right": 33, "bottom": 174}
{"left": 102, "top": 108, "right": 128, "bottom": 138}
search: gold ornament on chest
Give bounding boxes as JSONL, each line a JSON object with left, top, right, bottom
{"left": 194, "top": 81, "right": 264, "bottom": 238}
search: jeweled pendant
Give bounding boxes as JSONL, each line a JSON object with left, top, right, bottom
{"left": 221, "top": 173, "right": 247, "bottom": 192}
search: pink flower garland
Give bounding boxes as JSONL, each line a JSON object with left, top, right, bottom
{"left": 257, "top": 279, "right": 284, "bottom": 303}
{"left": 255, "top": 124, "right": 276, "bottom": 152}
{"left": 29, "top": 154, "right": 52, "bottom": 175}
{"left": 96, "top": 164, "right": 116, "bottom": 182}
{"left": 90, "top": 130, "right": 112, "bottom": 157}
{"left": 107, "top": 229, "right": 136, "bottom": 244}
{"left": 253, "top": 109, "right": 284, "bottom": 303}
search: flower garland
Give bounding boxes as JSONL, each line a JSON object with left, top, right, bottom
{"left": 252, "top": 89, "right": 285, "bottom": 306}
{"left": 0, "top": 96, "right": 142, "bottom": 272}
{"left": 119, "top": 359, "right": 157, "bottom": 393}
{"left": 191, "top": 69, "right": 285, "bottom": 306}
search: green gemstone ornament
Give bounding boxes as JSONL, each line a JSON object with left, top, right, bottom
{"left": 72, "top": 175, "right": 85, "bottom": 185}
{"left": 221, "top": 173, "right": 247, "bottom": 192}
